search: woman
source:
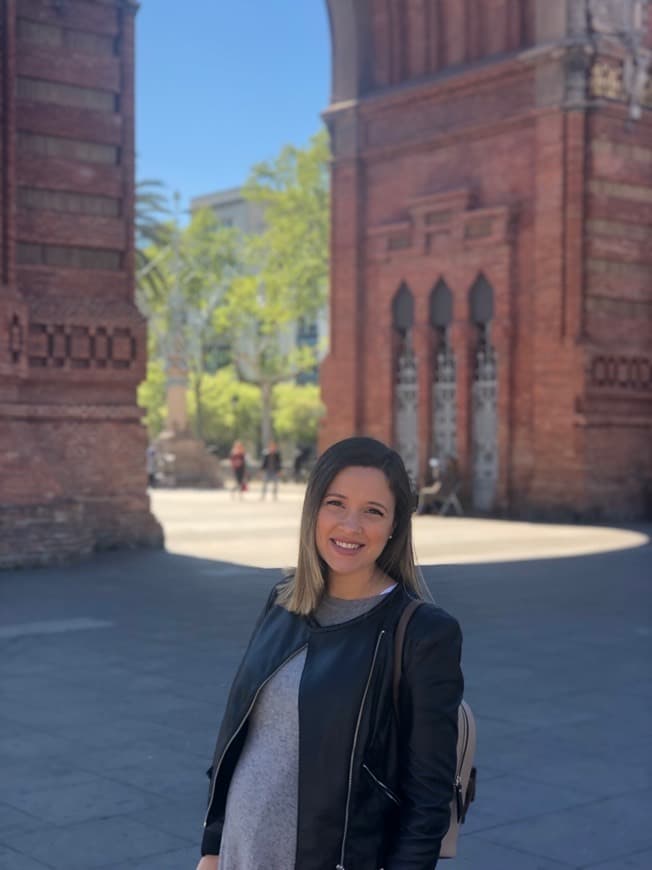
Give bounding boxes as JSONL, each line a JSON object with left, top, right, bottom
{"left": 197, "top": 436, "right": 464, "bottom": 870}
{"left": 229, "top": 440, "right": 247, "bottom": 498}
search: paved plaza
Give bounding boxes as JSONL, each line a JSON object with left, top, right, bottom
{"left": 0, "top": 486, "right": 650, "bottom": 869}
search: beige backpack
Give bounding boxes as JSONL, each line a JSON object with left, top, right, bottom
{"left": 393, "top": 600, "right": 477, "bottom": 859}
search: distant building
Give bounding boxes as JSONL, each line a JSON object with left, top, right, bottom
{"left": 190, "top": 187, "right": 327, "bottom": 384}
{"left": 190, "top": 186, "right": 266, "bottom": 236}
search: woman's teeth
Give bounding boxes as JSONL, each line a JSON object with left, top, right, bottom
{"left": 333, "top": 540, "right": 362, "bottom": 550}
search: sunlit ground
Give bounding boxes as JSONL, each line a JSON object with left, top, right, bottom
{"left": 150, "top": 484, "right": 650, "bottom": 569}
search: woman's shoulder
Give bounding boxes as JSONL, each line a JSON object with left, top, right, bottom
{"left": 405, "top": 598, "right": 462, "bottom": 644}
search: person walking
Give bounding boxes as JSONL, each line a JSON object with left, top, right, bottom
{"left": 196, "top": 436, "right": 464, "bottom": 870}
{"left": 228, "top": 440, "right": 247, "bottom": 499}
{"left": 146, "top": 444, "right": 158, "bottom": 488}
{"left": 260, "top": 439, "right": 282, "bottom": 500}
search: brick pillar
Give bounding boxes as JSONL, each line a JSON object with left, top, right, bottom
{"left": 0, "top": 0, "right": 162, "bottom": 568}
{"left": 319, "top": 105, "right": 366, "bottom": 448}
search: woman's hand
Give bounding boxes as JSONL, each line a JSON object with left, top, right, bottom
{"left": 196, "top": 856, "right": 219, "bottom": 870}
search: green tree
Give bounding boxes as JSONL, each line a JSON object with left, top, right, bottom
{"left": 215, "top": 128, "right": 330, "bottom": 444}
{"left": 187, "top": 366, "right": 261, "bottom": 455}
{"left": 135, "top": 179, "right": 172, "bottom": 312}
{"left": 138, "top": 203, "right": 243, "bottom": 440}
{"left": 176, "top": 208, "right": 242, "bottom": 439}
{"left": 272, "top": 382, "right": 324, "bottom": 447}
{"left": 137, "top": 356, "right": 167, "bottom": 440}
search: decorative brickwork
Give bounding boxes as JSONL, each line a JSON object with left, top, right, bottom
{"left": 0, "top": 0, "right": 162, "bottom": 567}
{"left": 321, "top": 0, "right": 652, "bottom": 520}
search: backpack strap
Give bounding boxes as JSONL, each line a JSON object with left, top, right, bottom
{"left": 392, "top": 599, "right": 424, "bottom": 717}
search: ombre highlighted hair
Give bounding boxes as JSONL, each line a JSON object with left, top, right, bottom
{"left": 276, "top": 436, "right": 430, "bottom": 615}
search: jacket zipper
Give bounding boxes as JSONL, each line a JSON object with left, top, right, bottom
{"left": 336, "top": 630, "right": 386, "bottom": 870}
{"left": 454, "top": 703, "right": 470, "bottom": 822}
{"left": 203, "top": 643, "right": 308, "bottom": 829}
{"left": 362, "top": 763, "right": 400, "bottom": 806}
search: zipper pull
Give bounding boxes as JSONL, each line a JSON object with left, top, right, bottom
{"left": 455, "top": 775, "right": 464, "bottom": 821}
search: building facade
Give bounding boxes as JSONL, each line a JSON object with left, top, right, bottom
{"left": 0, "top": 0, "right": 161, "bottom": 566}
{"left": 320, "top": 0, "right": 652, "bottom": 519}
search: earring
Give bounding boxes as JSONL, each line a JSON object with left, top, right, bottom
{"left": 388, "top": 535, "right": 393, "bottom": 541}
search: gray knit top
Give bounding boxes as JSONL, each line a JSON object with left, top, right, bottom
{"left": 218, "top": 587, "right": 395, "bottom": 870}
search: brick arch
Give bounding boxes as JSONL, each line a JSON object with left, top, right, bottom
{"left": 430, "top": 277, "right": 454, "bottom": 328}
{"left": 392, "top": 281, "right": 415, "bottom": 331}
{"left": 469, "top": 272, "right": 495, "bottom": 325}
{"left": 364, "top": 0, "right": 537, "bottom": 86}
{"left": 325, "top": 0, "right": 373, "bottom": 101}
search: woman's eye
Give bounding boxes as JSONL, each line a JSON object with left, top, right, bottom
{"left": 325, "top": 499, "right": 343, "bottom": 508}
{"left": 367, "top": 508, "right": 384, "bottom": 517}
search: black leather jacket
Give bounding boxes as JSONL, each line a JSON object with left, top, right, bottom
{"left": 202, "top": 583, "right": 464, "bottom": 869}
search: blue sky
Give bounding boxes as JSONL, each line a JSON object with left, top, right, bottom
{"left": 135, "top": 1, "right": 331, "bottom": 210}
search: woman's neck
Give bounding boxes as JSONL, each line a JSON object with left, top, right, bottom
{"left": 326, "top": 568, "right": 394, "bottom": 600}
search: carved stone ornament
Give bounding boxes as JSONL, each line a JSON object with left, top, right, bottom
{"left": 591, "top": 60, "right": 625, "bottom": 99}
{"left": 589, "top": 1, "right": 651, "bottom": 118}
{"left": 588, "top": 0, "right": 646, "bottom": 34}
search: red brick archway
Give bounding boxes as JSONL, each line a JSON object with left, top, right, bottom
{"left": 320, "top": 0, "right": 652, "bottom": 519}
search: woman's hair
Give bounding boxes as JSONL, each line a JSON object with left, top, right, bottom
{"left": 276, "top": 436, "right": 430, "bottom": 614}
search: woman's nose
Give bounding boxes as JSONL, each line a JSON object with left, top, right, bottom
{"left": 341, "top": 512, "right": 362, "bottom": 533}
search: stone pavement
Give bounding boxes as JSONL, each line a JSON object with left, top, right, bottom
{"left": 0, "top": 488, "right": 650, "bottom": 869}
{"left": 152, "top": 486, "right": 649, "bottom": 568}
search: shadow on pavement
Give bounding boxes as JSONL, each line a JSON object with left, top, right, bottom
{"left": 0, "top": 539, "right": 650, "bottom": 869}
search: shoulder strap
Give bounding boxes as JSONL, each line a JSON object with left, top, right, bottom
{"left": 392, "top": 599, "right": 424, "bottom": 716}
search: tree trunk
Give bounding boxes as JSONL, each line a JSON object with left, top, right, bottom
{"left": 261, "top": 380, "right": 273, "bottom": 447}
{"left": 194, "top": 376, "right": 203, "bottom": 441}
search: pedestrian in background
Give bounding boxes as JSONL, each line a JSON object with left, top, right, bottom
{"left": 197, "top": 436, "right": 464, "bottom": 870}
{"left": 229, "top": 440, "right": 247, "bottom": 498}
{"left": 146, "top": 444, "right": 158, "bottom": 488}
{"left": 260, "top": 439, "right": 282, "bottom": 500}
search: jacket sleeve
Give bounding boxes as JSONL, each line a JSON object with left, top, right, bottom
{"left": 200, "top": 583, "right": 280, "bottom": 856}
{"left": 384, "top": 609, "right": 464, "bottom": 870}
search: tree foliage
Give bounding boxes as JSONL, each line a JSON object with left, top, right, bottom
{"left": 135, "top": 179, "right": 172, "bottom": 310}
{"left": 272, "top": 382, "right": 325, "bottom": 447}
{"left": 187, "top": 366, "right": 262, "bottom": 455}
{"left": 137, "top": 356, "right": 167, "bottom": 440}
{"left": 215, "top": 128, "right": 330, "bottom": 442}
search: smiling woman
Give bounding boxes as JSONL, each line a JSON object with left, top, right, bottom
{"left": 198, "top": 437, "right": 466, "bottom": 870}
{"left": 315, "top": 465, "right": 398, "bottom": 597}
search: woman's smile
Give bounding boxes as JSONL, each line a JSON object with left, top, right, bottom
{"left": 330, "top": 537, "right": 365, "bottom": 555}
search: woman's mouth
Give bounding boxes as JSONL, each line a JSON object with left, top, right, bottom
{"left": 330, "top": 538, "right": 364, "bottom": 556}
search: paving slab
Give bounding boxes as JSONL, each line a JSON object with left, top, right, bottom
{"left": 0, "top": 489, "right": 649, "bottom": 869}
{"left": 586, "top": 849, "right": 652, "bottom": 868}
{"left": 0, "top": 817, "right": 190, "bottom": 870}
{"left": 454, "top": 835, "right": 576, "bottom": 869}
{"left": 0, "top": 845, "right": 50, "bottom": 870}
{"left": 479, "top": 791, "right": 652, "bottom": 867}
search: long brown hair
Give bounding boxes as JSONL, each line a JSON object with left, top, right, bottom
{"left": 276, "top": 436, "right": 430, "bottom": 614}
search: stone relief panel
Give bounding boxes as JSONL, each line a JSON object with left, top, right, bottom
{"left": 395, "top": 330, "right": 419, "bottom": 486}
{"left": 433, "top": 343, "right": 457, "bottom": 461}
{"left": 588, "top": 353, "right": 652, "bottom": 394}
{"left": 471, "top": 339, "right": 498, "bottom": 512}
{"left": 27, "top": 323, "right": 138, "bottom": 373}
{"left": 588, "top": 0, "right": 648, "bottom": 34}
{"left": 588, "top": 0, "right": 652, "bottom": 117}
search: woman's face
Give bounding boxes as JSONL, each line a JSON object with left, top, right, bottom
{"left": 315, "top": 466, "right": 395, "bottom": 579}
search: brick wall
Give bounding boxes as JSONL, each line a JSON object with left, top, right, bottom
{"left": 0, "top": 0, "right": 162, "bottom": 567}
{"left": 321, "top": 0, "right": 652, "bottom": 519}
